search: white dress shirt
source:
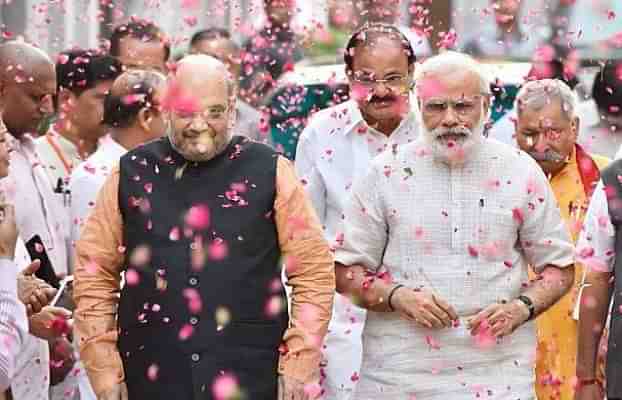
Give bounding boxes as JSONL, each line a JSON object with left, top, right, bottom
{"left": 2, "top": 134, "right": 69, "bottom": 276}
{"left": 68, "top": 135, "right": 126, "bottom": 247}
{"left": 0, "top": 255, "right": 29, "bottom": 392}
{"left": 10, "top": 238, "right": 50, "bottom": 400}
{"left": 334, "top": 138, "right": 574, "bottom": 400}
{"left": 295, "top": 99, "right": 418, "bottom": 400}
{"left": 35, "top": 130, "right": 82, "bottom": 191}
{"left": 576, "top": 180, "right": 616, "bottom": 273}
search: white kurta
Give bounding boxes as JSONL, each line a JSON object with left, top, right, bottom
{"left": 334, "top": 138, "right": 575, "bottom": 400}
{"left": 295, "top": 100, "right": 419, "bottom": 400}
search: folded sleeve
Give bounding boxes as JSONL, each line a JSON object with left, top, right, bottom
{"left": 73, "top": 167, "right": 125, "bottom": 396}
{"left": 576, "top": 180, "right": 616, "bottom": 273}
{"left": 274, "top": 156, "right": 335, "bottom": 383}
{"left": 333, "top": 163, "right": 388, "bottom": 272}
{"left": 519, "top": 162, "right": 575, "bottom": 272}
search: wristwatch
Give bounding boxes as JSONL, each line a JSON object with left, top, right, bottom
{"left": 516, "top": 295, "right": 535, "bottom": 321}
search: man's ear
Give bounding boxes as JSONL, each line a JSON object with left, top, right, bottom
{"left": 57, "top": 88, "right": 76, "bottom": 111}
{"left": 137, "top": 107, "right": 153, "bottom": 131}
{"left": 571, "top": 116, "right": 580, "bottom": 141}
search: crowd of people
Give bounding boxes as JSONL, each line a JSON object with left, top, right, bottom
{"left": 0, "top": 0, "right": 620, "bottom": 400}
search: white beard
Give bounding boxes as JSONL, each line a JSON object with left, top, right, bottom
{"left": 421, "top": 117, "right": 486, "bottom": 166}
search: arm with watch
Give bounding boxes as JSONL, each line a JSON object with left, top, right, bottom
{"left": 335, "top": 262, "right": 574, "bottom": 335}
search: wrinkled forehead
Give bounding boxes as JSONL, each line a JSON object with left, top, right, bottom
{"left": 417, "top": 69, "right": 481, "bottom": 100}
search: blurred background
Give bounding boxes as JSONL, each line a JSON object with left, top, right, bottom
{"left": 1, "top": 0, "right": 621, "bottom": 62}
{"left": 1, "top": 0, "right": 620, "bottom": 158}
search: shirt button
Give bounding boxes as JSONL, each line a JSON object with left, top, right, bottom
{"left": 188, "top": 277, "right": 198, "bottom": 286}
{"left": 190, "top": 317, "right": 199, "bottom": 325}
{"left": 191, "top": 353, "right": 200, "bottom": 362}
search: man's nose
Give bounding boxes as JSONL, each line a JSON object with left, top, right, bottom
{"left": 372, "top": 82, "right": 391, "bottom": 98}
{"left": 441, "top": 105, "right": 460, "bottom": 128}
{"left": 189, "top": 116, "right": 210, "bottom": 131}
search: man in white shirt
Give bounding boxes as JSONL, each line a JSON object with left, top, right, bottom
{"left": 69, "top": 69, "right": 167, "bottom": 245}
{"left": 0, "top": 126, "right": 29, "bottom": 394}
{"left": 36, "top": 49, "right": 121, "bottom": 191}
{"left": 295, "top": 23, "right": 418, "bottom": 400}
{"left": 334, "top": 51, "right": 575, "bottom": 400}
{"left": 0, "top": 41, "right": 74, "bottom": 400}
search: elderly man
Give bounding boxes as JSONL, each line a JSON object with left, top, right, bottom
{"left": 189, "top": 28, "right": 270, "bottom": 145}
{"left": 0, "top": 41, "right": 74, "bottom": 400}
{"left": 514, "top": 79, "right": 609, "bottom": 400}
{"left": 295, "top": 22, "right": 418, "bottom": 400}
{"left": 73, "top": 54, "right": 334, "bottom": 400}
{"left": 333, "top": 51, "right": 575, "bottom": 399}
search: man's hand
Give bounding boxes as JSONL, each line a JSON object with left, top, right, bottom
{"left": 18, "top": 260, "right": 57, "bottom": 315}
{"left": 0, "top": 203, "right": 18, "bottom": 259}
{"left": 277, "top": 375, "right": 320, "bottom": 400}
{"left": 29, "top": 306, "right": 72, "bottom": 340}
{"left": 574, "top": 382, "right": 604, "bottom": 400}
{"left": 99, "top": 383, "right": 129, "bottom": 400}
{"left": 467, "top": 300, "right": 530, "bottom": 338}
{"left": 392, "top": 287, "right": 458, "bottom": 329}
{"left": 49, "top": 337, "right": 76, "bottom": 386}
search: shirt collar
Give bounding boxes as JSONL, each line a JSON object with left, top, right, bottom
{"left": 342, "top": 100, "right": 418, "bottom": 138}
{"left": 98, "top": 134, "right": 127, "bottom": 158}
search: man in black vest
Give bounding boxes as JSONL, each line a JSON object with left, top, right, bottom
{"left": 576, "top": 160, "right": 622, "bottom": 400}
{"left": 73, "top": 54, "right": 335, "bottom": 400}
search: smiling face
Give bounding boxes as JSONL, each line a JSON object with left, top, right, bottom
{"left": 348, "top": 35, "right": 412, "bottom": 129}
{"left": 167, "top": 59, "right": 235, "bottom": 162}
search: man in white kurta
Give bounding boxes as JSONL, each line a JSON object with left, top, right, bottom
{"left": 296, "top": 24, "right": 419, "bottom": 399}
{"left": 333, "top": 52, "right": 575, "bottom": 400}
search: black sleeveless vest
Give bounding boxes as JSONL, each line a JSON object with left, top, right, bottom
{"left": 117, "top": 136, "right": 288, "bottom": 400}
{"left": 598, "top": 160, "right": 622, "bottom": 398}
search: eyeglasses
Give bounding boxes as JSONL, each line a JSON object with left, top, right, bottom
{"left": 420, "top": 96, "right": 485, "bottom": 116}
{"left": 173, "top": 105, "right": 229, "bottom": 123}
{"left": 351, "top": 72, "right": 411, "bottom": 90}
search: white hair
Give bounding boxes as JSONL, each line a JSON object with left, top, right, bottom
{"left": 515, "top": 78, "right": 578, "bottom": 121}
{"left": 414, "top": 51, "right": 492, "bottom": 96}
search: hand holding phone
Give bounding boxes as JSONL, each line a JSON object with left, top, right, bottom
{"left": 50, "top": 275, "right": 73, "bottom": 307}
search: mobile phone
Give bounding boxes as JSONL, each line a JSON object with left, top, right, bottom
{"left": 25, "top": 235, "right": 61, "bottom": 288}
{"left": 50, "top": 275, "right": 73, "bottom": 307}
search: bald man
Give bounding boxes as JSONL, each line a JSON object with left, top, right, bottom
{"left": 189, "top": 29, "right": 271, "bottom": 146}
{"left": 0, "top": 41, "right": 75, "bottom": 400}
{"left": 74, "top": 55, "right": 334, "bottom": 400}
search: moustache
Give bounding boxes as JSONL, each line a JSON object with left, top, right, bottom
{"left": 527, "top": 150, "right": 565, "bottom": 163}
{"left": 369, "top": 96, "right": 397, "bottom": 104}
{"left": 433, "top": 127, "right": 472, "bottom": 140}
